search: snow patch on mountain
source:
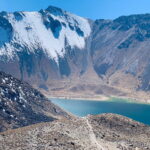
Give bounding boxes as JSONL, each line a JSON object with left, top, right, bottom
{"left": 0, "top": 8, "right": 91, "bottom": 63}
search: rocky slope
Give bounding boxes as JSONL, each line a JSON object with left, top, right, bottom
{"left": 0, "top": 71, "right": 69, "bottom": 132}
{"left": 91, "top": 15, "right": 150, "bottom": 94}
{"left": 1, "top": 6, "right": 150, "bottom": 101}
{"left": 0, "top": 114, "right": 149, "bottom": 150}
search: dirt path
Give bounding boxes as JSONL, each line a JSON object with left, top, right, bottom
{"left": 84, "top": 117, "right": 105, "bottom": 150}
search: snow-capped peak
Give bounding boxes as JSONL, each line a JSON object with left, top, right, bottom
{"left": 0, "top": 6, "right": 91, "bottom": 63}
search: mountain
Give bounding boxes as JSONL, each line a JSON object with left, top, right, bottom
{"left": 0, "top": 6, "right": 150, "bottom": 102}
{"left": 91, "top": 15, "right": 150, "bottom": 98}
{"left": 1, "top": 113, "right": 150, "bottom": 150}
{"left": 0, "top": 71, "right": 69, "bottom": 132}
{"left": 0, "top": 6, "right": 91, "bottom": 80}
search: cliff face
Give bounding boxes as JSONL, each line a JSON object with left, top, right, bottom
{"left": 0, "top": 114, "right": 149, "bottom": 150}
{"left": 92, "top": 15, "right": 150, "bottom": 91}
{"left": 0, "top": 6, "right": 91, "bottom": 84}
{"left": 0, "top": 71, "right": 69, "bottom": 132}
{"left": 1, "top": 7, "right": 150, "bottom": 100}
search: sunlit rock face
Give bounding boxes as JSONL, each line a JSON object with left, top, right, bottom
{"left": 91, "top": 14, "right": 150, "bottom": 91}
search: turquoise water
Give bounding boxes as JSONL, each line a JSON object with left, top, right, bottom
{"left": 51, "top": 98, "right": 150, "bottom": 125}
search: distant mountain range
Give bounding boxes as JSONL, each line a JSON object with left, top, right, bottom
{"left": 0, "top": 6, "right": 150, "bottom": 101}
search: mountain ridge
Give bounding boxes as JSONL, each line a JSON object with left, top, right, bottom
{"left": 0, "top": 6, "right": 150, "bottom": 102}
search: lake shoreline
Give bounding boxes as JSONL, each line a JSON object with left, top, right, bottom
{"left": 49, "top": 96, "right": 109, "bottom": 102}
{"left": 49, "top": 95, "right": 150, "bottom": 105}
{"left": 50, "top": 97, "right": 150, "bottom": 125}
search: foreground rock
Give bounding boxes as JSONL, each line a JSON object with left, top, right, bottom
{"left": 0, "top": 71, "right": 69, "bottom": 132}
{"left": 0, "top": 114, "right": 150, "bottom": 150}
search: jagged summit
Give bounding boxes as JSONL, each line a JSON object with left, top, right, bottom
{"left": 45, "top": 5, "right": 65, "bottom": 16}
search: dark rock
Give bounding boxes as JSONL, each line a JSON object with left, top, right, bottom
{"left": 0, "top": 71, "right": 69, "bottom": 132}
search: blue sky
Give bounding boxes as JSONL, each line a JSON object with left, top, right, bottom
{"left": 1, "top": 0, "right": 150, "bottom": 19}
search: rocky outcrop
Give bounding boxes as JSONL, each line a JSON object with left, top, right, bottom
{"left": 0, "top": 114, "right": 149, "bottom": 150}
{"left": 0, "top": 71, "right": 69, "bottom": 132}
